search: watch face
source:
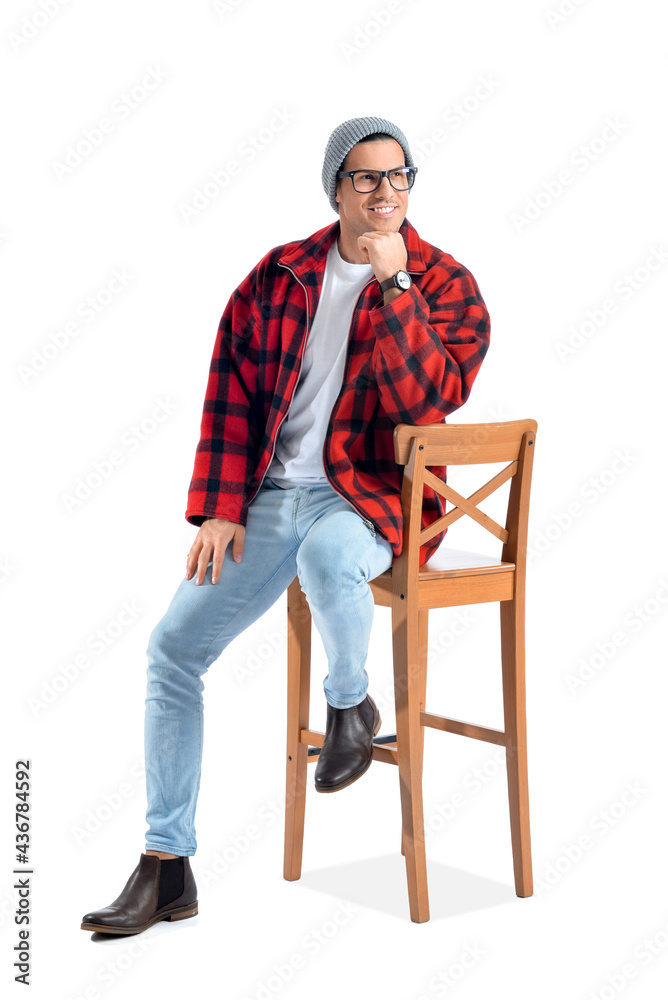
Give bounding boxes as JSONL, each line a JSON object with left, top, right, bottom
{"left": 397, "top": 270, "right": 411, "bottom": 289}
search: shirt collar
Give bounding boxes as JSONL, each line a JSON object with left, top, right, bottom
{"left": 278, "top": 216, "right": 428, "bottom": 278}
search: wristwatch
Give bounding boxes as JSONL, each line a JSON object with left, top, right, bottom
{"left": 379, "top": 270, "right": 412, "bottom": 294}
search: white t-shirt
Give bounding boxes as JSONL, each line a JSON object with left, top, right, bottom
{"left": 266, "top": 239, "right": 374, "bottom": 486}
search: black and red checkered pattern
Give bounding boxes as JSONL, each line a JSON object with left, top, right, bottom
{"left": 186, "top": 217, "right": 490, "bottom": 566}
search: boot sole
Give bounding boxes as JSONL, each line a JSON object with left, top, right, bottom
{"left": 315, "top": 709, "right": 381, "bottom": 793}
{"left": 80, "top": 901, "right": 198, "bottom": 934}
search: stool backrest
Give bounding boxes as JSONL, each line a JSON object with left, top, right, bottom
{"left": 393, "top": 419, "right": 537, "bottom": 572}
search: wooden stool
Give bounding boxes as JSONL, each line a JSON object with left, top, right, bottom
{"left": 283, "top": 419, "right": 537, "bottom": 922}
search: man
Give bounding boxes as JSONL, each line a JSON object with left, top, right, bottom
{"left": 81, "top": 116, "right": 490, "bottom": 935}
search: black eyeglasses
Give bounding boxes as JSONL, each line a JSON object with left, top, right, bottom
{"left": 336, "top": 165, "right": 418, "bottom": 193}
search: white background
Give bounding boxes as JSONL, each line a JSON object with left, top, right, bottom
{"left": 2, "top": 0, "right": 667, "bottom": 997}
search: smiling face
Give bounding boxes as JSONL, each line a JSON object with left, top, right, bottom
{"left": 335, "top": 138, "right": 410, "bottom": 259}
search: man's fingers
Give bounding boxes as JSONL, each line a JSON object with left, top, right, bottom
{"left": 195, "top": 543, "right": 213, "bottom": 585}
{"left": 210, "top": 542, "right": 226, "bottom": 585}
{"left": 186, "top": 519, "right": 244, "bottom": 585}
{"left": 210, "top": 526, "right": 245, "bottom": 583}
{"left": 232, "top": 526, "right": 245, "bottom": 565}
{"left": 185, "top": 538, "right": 202, "bottom": 580}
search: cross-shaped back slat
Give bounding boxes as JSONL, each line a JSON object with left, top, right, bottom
{"left": 420, "top": 461, "right": 518, "bottom": 546}
{"left": 393, "top": 419, "right": 537, "bottom": 571}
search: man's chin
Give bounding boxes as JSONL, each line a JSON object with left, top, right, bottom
{"left": 367, "top": 214, "right": 404, "bottom": 231}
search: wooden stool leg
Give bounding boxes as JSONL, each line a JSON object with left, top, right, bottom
{"left": 393, "top": 599, "right": 430, "bottom": 922}
{"left": 402, "top": 608, "right": 428, "bottom": 857}
{"left": 284, "top": 578, "right": 311, "bottom": 881}
{"left": 500, "top": 596, "right": 533, "bottom": 896}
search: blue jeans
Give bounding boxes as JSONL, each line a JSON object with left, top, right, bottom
{"left": 143, "top": 476, "right": 394, "bottom": 855}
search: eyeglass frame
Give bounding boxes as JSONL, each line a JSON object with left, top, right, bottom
{"left": 336, "top": 165, "right": 418, "bottom": 194}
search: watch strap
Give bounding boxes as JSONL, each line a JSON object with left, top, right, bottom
{"left": 379, "top": 271, "right": 411, "bottom": 294}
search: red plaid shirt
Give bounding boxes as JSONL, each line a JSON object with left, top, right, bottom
{"left": 186, "top": 216, "right": 490, "bottom": 566}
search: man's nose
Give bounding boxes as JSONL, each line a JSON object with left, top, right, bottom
{"left": 376, "top": 175, "right": 394, "bottom": 198}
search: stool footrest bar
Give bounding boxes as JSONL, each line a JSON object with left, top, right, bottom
{"left": 300, "top": 729, "right": 399, "bottom": 764}
{"left": 421, "top": 711, "right": 507, "bottom": 745}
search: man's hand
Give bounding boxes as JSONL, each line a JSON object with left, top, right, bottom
{"left": 185, "top": 518, "right": 245, "bottom": 585}
{"left": 357, "top": 231, "right": 408, "bottom": 284}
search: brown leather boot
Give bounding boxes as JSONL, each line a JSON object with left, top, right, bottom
{"left": 314, "top": 694, "right": 381, "bottom": 792}
{"left": 81, "top": 853, "right": 198, "bottom": 934}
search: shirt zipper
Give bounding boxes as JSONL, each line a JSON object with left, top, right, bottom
{"left": 248, "top": 261, "right": 417, "bottom": 540}
{"left": 319, "top": 275, "right": 387, "bottom": 538}
{"left": 246, "top": 263, "right": 313, "bottom": 506}
{"left": 328, "top": 265, "right": 421, "bottom": 536}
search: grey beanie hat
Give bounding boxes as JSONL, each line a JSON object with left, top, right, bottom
{"left": 322, "top": 116, "right": 415, "bottom": 214}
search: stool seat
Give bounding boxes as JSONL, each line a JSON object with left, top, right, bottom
{"left": 370, "top": 546, "right": 517, "bottom": 610}
{"left": 283, "top": 419, "right": 537, "bottom": 922}
{"left": 382, "top": 545, "right": 514, "bottom": 579}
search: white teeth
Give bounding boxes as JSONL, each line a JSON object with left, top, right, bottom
{"left": 371, "top": 206, "right": 395, "bottom": 214}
